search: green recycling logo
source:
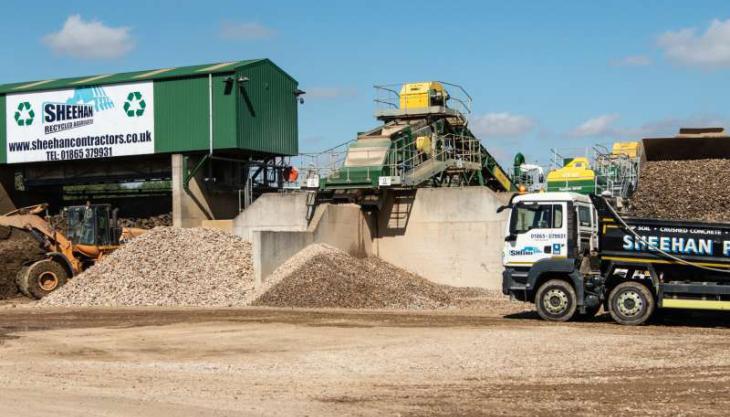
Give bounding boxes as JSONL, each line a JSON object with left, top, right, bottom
{"left": 14, "top": 102, "right": 35, "bottom": 126}
{"left": 123, "top": 91, "right": 146, "bottom": 117}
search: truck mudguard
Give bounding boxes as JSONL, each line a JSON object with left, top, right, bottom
{"left": 527, "top": 258, "right": 585, "bottom": 305}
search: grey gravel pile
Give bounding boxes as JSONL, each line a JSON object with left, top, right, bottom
{"left": 629, "top": 159, "right": 730, "bottom": 223}
{"left": 253, "top": 244, "right": 457, "bottom": 310}
{"left": 41, "top": 227, "right": 254, "bottom": 306}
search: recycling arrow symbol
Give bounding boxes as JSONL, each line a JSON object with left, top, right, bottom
{"left": 123, "top": 91, "right": 146, "bottom": 117}
{"left": 14, "top": 102, "right": 35, "bottom": 126}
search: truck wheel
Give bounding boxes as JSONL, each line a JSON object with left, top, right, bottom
{"left": 21, "top": 260, "right": 69, "bottom": 300}
{"left": 535, "top": 279, "right": 577, "bottom": 322}
{"left": 609, "top": 281, "right": 655, "bottom": 326}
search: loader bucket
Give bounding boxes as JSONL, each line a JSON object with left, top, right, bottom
{"left": 642, "top": 135, "right": 730, "bottom": 161}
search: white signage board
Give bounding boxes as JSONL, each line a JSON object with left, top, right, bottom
{"left": 6, "top": 82, "right": 155, "bottom": 163}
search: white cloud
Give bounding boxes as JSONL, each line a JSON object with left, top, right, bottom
{"left": 219, "top": 21, "right": 275, "bottom": 40}
{"left": 305, "top": 87, "right": 357, "bottom": 100}
{"left": 471, "top": 112, "right": 535, "bottom": 138}
{"left": 657, "top": 19, "right": 730, "bottom": 68}
{"left": 569, "top": 114, "right": 728, "bottom": 139}
{"left": 570, "top": 114, "right": 619, "bottom": 137}
{"left": 43, "top": 15, "right": 134, "bottom": 59}
{"left": 620, "top": 116, "right": 729, "bottom": 138}
{"left": 611, "top": 55, "right": 652, "bottom": 67}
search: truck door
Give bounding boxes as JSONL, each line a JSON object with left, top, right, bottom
{"left": 575, "top": 203, "right": 596, "bottom": 253}
{"left": 504, "top": 202, "right": 568, "bottom": 267}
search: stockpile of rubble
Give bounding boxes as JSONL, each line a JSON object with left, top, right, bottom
{"left": 41, "top": 227, "right": 254, "bottom": 307}
{"left": 629, "top": 159, "right": 730, "bottom": 223}
{"left": 0, "top": 227, "right": 44, "bottom": 299}
{"left": 39, "top": 233, "right": 528, "bottom": 313}
{"left": 253, "top": 244, "right": 457, "bottom": 310}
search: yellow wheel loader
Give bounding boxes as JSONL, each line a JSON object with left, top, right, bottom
{"left": 0, "top": 204, "right": 144, "bottom": 299}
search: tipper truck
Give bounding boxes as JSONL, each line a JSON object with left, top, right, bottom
{"left": 500, "top": 191, "right": 730, "bottom": 325}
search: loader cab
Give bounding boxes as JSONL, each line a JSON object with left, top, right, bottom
{"left": 64, "top": 204, "right": 120, "bottom": 246}
{"left": 502, "top": 192, "right": 596, "bottom": 268}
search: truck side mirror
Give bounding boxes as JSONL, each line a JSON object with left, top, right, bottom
{"left": 505, "top": 234, "right": 517, "bottom": 242}
{"left": 497, "top": 205, "right": 508, "bottom": 213}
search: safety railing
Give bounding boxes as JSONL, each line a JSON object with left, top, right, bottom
{"left": 373, "top": 81, "right": 473, "bottom": 117}
{"left": 290, "top": 140, "right": 352, "bottom": 187}
{"left": 548, "top": 145, "right": 640, "bottom": 198}
{"left": 387, "top": 133, "right": 483, "bottom": 180}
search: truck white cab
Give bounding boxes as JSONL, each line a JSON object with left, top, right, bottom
{"left": 500, "top": 192, "right": 601, "bottom": 321}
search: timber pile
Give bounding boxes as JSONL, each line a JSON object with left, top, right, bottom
{"left": 41, "top": 227, "right": 254, "bottom": 306}
{"left": 118, "top": 213, "right": 173, "bottom": 229}
{"left": 629, "top": 159, "right": 730, "bottom": 223}
{"left": 51, "top": 213, "right": 172, "bottom": 232}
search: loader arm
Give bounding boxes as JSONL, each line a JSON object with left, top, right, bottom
{"left": 0, "top": 206, "right": 82, "bottom": 273}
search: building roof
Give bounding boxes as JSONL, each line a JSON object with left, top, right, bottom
{"left": 0, "top": 59, "right": 294, "bottom": 95}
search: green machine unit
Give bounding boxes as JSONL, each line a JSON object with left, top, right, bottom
{"left": 313, "top": 81, "right": 514, "bottom": 202}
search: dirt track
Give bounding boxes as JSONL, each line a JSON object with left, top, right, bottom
{"left": 1, "top": 304, "right": 730, "bottom": 416}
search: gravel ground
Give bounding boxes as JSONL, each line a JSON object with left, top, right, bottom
{"left": 0, "top": 307, "right": 728, "bottom": 417}
{"left": 41, "top": 227, "right": 254, "bottom": 307}
{"left": 630, "top": 159, "right": 730, "bottom": 222}
{"left": 252, "top": 244, "right": 512, "bottom": 310}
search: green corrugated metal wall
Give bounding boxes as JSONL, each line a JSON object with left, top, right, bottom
{"left": 0, "top": 97, "right": 5, "bottom": 164}
{"left": 236, "top": 61, "right": 299, "bottom": 156}
{"left": 153, "top": 63, "right": 297, "bottom": 156}
{"left": 154, "top": 76, "right": 210, "bottom": 154}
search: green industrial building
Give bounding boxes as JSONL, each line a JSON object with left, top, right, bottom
{"left": 0, "top": 59, "right": 300, "bottom": 225}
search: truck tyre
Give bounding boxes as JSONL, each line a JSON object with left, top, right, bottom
{"left": 535, "top": 279, "right": 577, "bottom": 322}
{"left": 608, "top": 281, "right": 655, "bottom": 326}
{"left": 20, "top": 260, "right": 68, "bottom": 300}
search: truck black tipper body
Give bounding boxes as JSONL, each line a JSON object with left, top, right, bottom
{"left": 501, "top": 192, "right": 730, "bottom": 325}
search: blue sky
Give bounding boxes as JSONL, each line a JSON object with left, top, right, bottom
{"left": 2, "top": 0, "right": 729, "bottom": 167}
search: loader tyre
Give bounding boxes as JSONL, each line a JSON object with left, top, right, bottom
{"left": 535, "top": 279, "right": 577, "bottom": 322}
{"left": 21, "top": 260, "right": 68, "bottom": 299}
{"left": 15, "top": 266, "right": 31, "bottom": 298}
{"left": 609, "top": 281, "right": 655, "bottom": 326}
{"left": 0, "top": 226, "right": 10, "bottom": 240}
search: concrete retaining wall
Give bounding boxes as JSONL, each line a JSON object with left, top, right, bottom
{"left": 241, "top": 187, "right": 511, "bottom": 290}
{"left": 234, "top": 192, "right": 310, "bottom": 240}
{"left": 373, "top": 188, "right": 511, "bottom": 289}
{"left": 251, "top": 203, "right": 372, "bottom": 286}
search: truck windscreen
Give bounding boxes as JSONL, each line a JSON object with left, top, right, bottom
{"left": 510, "top": 203, "right": 562, "bottom": 234}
